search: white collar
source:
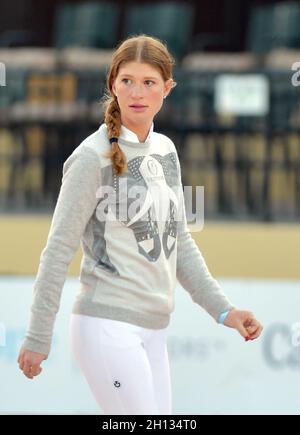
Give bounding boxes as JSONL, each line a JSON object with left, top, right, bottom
{"left": 119, "top": 122, "right": 154, "bottom": 143}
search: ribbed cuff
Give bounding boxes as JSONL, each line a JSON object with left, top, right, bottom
{"left": 21, "top": 337, "right": 50, "bottom": 356}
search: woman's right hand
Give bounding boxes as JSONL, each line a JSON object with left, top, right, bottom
{"left": 17, "top": 346, "right": 48, "bottom": 379}
{"left": 224, "top": 309, "right": 263, "bottom": 341}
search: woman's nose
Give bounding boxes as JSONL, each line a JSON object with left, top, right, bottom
{"left": 131, "top": 84, "right": 144, "bottom": 97}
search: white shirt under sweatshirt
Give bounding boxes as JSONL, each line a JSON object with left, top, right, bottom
{"left": 22, "top": 122, "right": 235, "bottom": 355}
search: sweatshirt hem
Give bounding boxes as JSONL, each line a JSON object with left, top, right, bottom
{"left": 71, "top": 300, "right": 170, "bottom": 329}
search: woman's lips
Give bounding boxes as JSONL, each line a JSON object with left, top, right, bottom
{"left": 129, "top": 105, "right": 148, "bottom": 111}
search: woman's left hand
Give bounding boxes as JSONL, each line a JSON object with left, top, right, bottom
{"left": 224, "top": 309, "right": 263, "bottom": 341}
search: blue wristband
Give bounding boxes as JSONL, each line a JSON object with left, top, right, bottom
{"left": 218, "top": 310, "right": 230, "bottom": 325}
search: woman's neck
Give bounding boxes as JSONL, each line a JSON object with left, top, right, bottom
{"left": 121, "top": 119, "right": 152, "bottom": 143}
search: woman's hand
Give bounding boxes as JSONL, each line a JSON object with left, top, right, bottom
{"left": 17, "top": 346, "right": 48, "bottom": 379}
{"left": 224, "top": 309, "right": 263, "bottom": 341}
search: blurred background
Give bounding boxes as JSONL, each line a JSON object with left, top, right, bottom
{"left": 1, "top": 0, "right": 300, "bottom": 415}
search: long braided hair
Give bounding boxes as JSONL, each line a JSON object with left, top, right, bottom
{"left": 101, "top": 34, "right": 177, "bottom": 176}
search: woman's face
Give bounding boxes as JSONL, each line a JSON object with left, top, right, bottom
{"left": 112, "top": 61, "right": 173, "bottom": 127}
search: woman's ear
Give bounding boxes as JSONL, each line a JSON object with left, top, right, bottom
{"left": 164, "top": 78, "right": 174, "bottom": 97}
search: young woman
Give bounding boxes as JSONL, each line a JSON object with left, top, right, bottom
{"left": 17, "top": 35, "right": 263, "bottom": 415}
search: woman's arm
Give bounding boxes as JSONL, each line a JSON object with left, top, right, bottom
{"left": 174, "top": 147, "right": 263, "bottom": 341}
{"left": 21, "top": 146, "right": 101, "bottom": 356}
{"left": 174, "top": 149, "right": 236, "bottom": 322}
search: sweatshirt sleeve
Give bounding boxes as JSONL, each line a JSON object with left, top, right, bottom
{"left": 21, "top": 146, "right": 101, "bottom": 355}
{"left": 175, "top": 150, "right": 236, "bottom": 322}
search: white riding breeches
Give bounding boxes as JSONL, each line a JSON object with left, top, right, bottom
{"left": 69, "top": 313, "right": 172, "bottom": 415}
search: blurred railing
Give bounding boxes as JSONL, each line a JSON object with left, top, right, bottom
{"left": 0, "top": 65, "right": 300, "bottom": 222}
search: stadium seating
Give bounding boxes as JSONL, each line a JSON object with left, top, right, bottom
{"left": 53, "top": 2, "right": 120, "bottom": 49}
{"left": 124, "top": 2, "right": 194, "bottom": 61}
{"left": 247, "top": 3, "right": 300, "bottom": 53}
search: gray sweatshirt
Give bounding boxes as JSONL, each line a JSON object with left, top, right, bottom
{"left": 22, "top": 122, "right": 235, "bottom": 355}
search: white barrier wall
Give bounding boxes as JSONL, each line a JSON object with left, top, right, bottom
{"left": 0, "top": 276, "right": 300, "bottom": 415}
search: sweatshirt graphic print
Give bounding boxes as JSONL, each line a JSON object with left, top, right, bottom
{"left": 95, "top": 151, "right": 178, "bottom": 269}
{"left": 22, "top": 122, "right": 235, "bottom": 355}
